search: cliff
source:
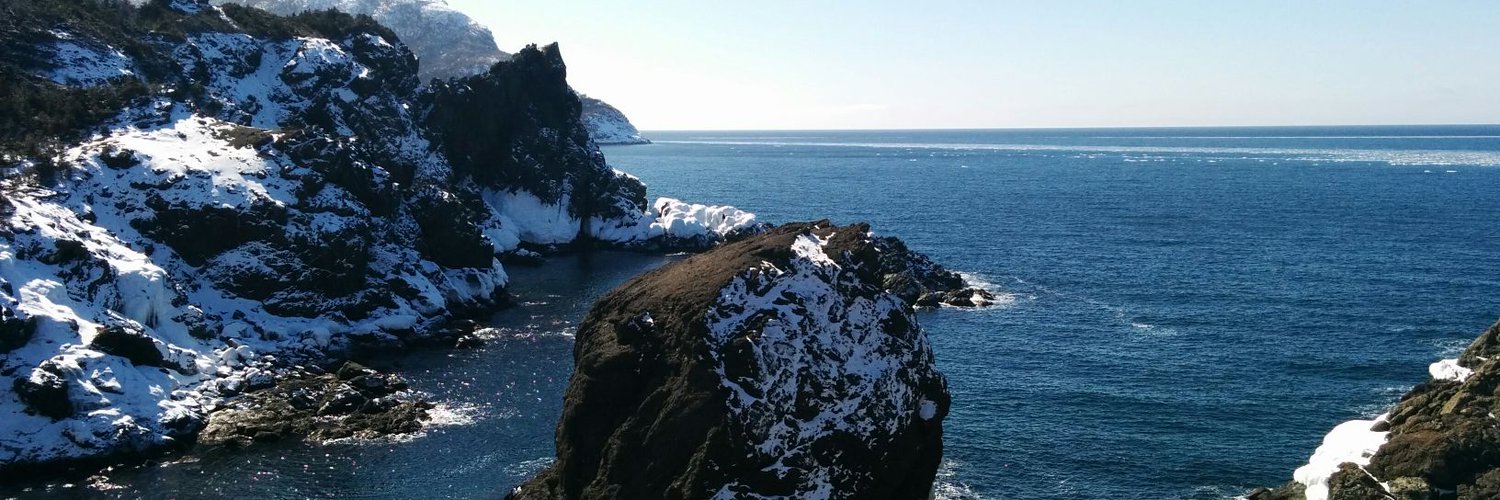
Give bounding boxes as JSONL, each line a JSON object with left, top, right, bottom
{"left": 0, "top": 0, "right": 742, "bottom": 473}
{"left": 1252, "top": 319, "right": 1500, "bottom": 500}
{"left": 579, "top": 95, "right": 649, "bottom": 145}
{"left": 510, "top": 221, "right": 990, "bottom": 499}
{"left": 213, "top": 0, "right": 652, "bottom": 145}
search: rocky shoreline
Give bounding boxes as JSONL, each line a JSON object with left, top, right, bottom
{"left": 1252, "top": 319, "right": 1500, "bottom": 500}
{"left": 0, "top": 0, "right": 753, "bottom": 479}
{"left": 511, "top": 221, "right": 985, "bottom": 499}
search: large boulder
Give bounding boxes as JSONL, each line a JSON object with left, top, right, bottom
{"left": 511, "top": 221, "right": 950, "bottom": 499}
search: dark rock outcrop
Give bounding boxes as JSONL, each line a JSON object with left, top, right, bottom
{"left": 0, "top": 303, "right": 36, "bottom": 353}
{"left": 197, "top": 361, "right": 426, "bottom": 446}
{"left": 89, "top": 323, "right": 166, "bottom": 368}
{"left": 511, "top": 221, "right": 951, "bottom": 500}
{"left": 1255, "top": 319, "right": 1500, "bottom": 499}
{"left": 13, "top": 363, "right": 74, "bottom": 420}
{"left": 873, "top": 235, "right": 999, "bottom": 308}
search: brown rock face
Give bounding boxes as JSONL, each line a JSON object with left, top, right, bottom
{"left": 1255, "top": 319, "right": 1500, "bottom": 499}
{"left": 510, "top": 222, "right": 951, "bottom": 499}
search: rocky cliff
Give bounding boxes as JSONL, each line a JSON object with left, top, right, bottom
{"left": 0, "top": 0, "right": 744, "bottom": 474}
{"left": 510, "top": 221, "right": 990, "bottom": 499}
{"left": 213, "top": 0, "right": 651, "bottom": 145}
{"left": 211, "top": 0, "right": 506, "bottom": 81}
{"left": 1252, "top": 319, "right": 1500, "bottom": 500}
{"left": 579, "top": 95, "right": 649, "bottom": 145}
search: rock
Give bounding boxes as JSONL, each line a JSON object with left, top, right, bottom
{"left": 335, "top": 361, "right": 376, "bottom": 381}
{"left": 1386, "top": 476, "right": 1436, "bottom": 500}
{"left": 1458, "top": 468, "right": 1500, "bottom": 499}
{"left": 13, "top": 363, "right": 73, "bottom": 420}
{"left": 316, "top": 384, "right": 367, "bottom": 416}
{"left": 510, "top": 222, "right": 950, "bottom": 499}
{"left": 1327, "top": 463, "right": 1392, "bottom": 499}
{"left": 198, "top": 366, "right": 427, "bottom": 447}
{"left": 0, "top": 304, "right": 36, "bottom": 353}
{"left": 1257, "top": 318, "right": 1500, "bottom": 498}
{"left": 1246, "top": 482, "right": 1306, "bottom": 500}
{"left": 90, "top": 323, "right": 166, "bottom": 368}
{"left": 1458, "top": 321, "right": 1500, "bottom": 368}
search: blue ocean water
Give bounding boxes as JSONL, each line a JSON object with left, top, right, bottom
{"left": 6, "top": 127, "right": 1497, "bottom": 499}
{"left": 603, "top": 126, "right": 1500, "bottom": 499}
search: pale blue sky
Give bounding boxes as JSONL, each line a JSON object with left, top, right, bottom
{"left": 447, "top": 1, "right": 1500, "bottom": 130}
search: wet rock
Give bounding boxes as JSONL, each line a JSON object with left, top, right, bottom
{"left": 316, "top": 384, "right": 367, "bottom": 416}
{"left": 197, "top": 366, "right": 427, "bottom": 448}
{"left": 1247, "top": 482, "right": 1305, "bottom": 500}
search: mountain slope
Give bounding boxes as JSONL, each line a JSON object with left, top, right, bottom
{"left": 0, "top": 0, "right": 740, "bottom": 472}
{"left": 215, "top": 0, "right": 651, "bottom": 144}
{"left": 210, "top": 0, "right": 507, "bottom": 81}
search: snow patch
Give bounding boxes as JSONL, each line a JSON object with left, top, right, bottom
{"left": 704, "top": 232, "right": 937, "bottom": 498}
{"left": 1292, "top": 414, "right": 1390, "bottom": 500}
{"left": 652, "top": 198, "right": 758, "bottom": 240}
{"left": 41, "top": 33, "right": 136, "bottom": 87}
{"left": 1429, "top": 358, "right": 1473, "bottom": 382}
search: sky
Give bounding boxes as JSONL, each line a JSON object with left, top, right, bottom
{"left": 446, "top": 0, "right": 1500, "bottom": 131}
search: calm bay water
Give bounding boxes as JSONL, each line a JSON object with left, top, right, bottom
{"left": 7, "top": 126, "right": 1498, "bottom": 499}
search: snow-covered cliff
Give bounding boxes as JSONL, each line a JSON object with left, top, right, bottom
{"left": 580, "top": 95, "right": 650, "bottom": 145}
{"left": 214, "top": 0, "right": 651, "bottom": 145}
{"left": 0, "top": 0, "right": 738, "bottom": 472}
{"left": 213, "top": 0, "right": 508, "bottom": 81}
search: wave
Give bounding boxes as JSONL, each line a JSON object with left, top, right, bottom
{"left": 932, "top": 459, "right": 983, "bottom": 500}
{"left": 949, "top": 272, "right": 1020, "bottom": 310}
{"left": 653, "top": 140, "right": 1500, "bottom": 167}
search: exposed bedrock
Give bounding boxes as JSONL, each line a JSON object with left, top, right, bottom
{"left": 511, "top": 221, "right": 971, "bottom": 500}
{"left": 1251, "top": 319, "right": 1500, "bottom": 500}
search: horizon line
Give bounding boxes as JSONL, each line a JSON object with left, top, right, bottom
{"left": 637, "top": 123, "right": 1500, "bottom": 134}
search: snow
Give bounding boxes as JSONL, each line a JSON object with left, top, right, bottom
{"left": 1292, "top": 414, "right": 1391, "bottom": 500}
{"left": 483, "top": 188, "right": 760, "bottom": 250}
{"left": 919, "top": 399, "right": 938, "bottom": 420}
{"left": 579, "top": 96, "right": 648, "bottom": 145}
{"left": 0, "top": 10, "right": 737, "bottom": 470}
{"left": 483, "top": 189, "right": 580, "bottom": 246}
{"left": 0, "top": 26, "right": 491, "bottom": 465}
{"left": 650, "top": 198, "right": 758, "bottom": 241}
{"left": 1429, "top": 358, "right": 1473, "bottom": 382}
{"left": 1286, "top": 356, "right": 1484, "bottom": 499}
{"left": 703, "top": 232, "right": 937, "bottom": 497}
{"left": 41, "top": 32, "right": 136, "bottom": 87}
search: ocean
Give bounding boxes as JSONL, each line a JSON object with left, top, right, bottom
{"left": 604, "top": 127, "right": 1500, "bottom": 498}
{"left": 9, "top": 126, "right": 1498, "bottom": 499}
